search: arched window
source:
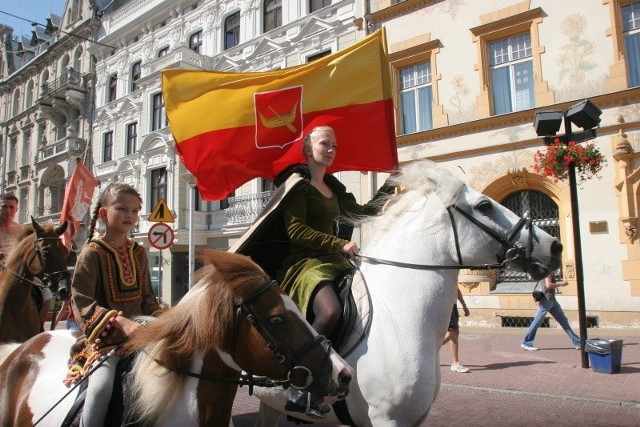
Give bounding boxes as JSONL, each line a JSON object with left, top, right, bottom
{"left": 73, "top": 47, "right": 82, "bottom": 71}
{"left": 26, "top": 80, "right": 34, "bottom": 108}
{"left": 498, "top": 190, "right": 560, "bottom": 283}
{"left": 131, "top": 61, "right": 142, "bottom": 92}
{"left": 12, "top": 89, "right": 20, "bottom": 117}
{"left": 41, "top": 69, "right": 50, "bottom": 97}
{"left": 108, "top": 74, "right": 118, "bottom": 102}
{"left": 224, "top": 12, "right": 240, "bottom": 50}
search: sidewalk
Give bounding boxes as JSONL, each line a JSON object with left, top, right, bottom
{"left": 232, "top": 327, "right": 640, "bottom": 426}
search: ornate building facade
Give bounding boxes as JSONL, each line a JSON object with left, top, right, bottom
{"left": 2, "top": 0, "right": 639, "bottom": 327}
{"left": 0, "top": 2, "right": 97, "bottom": 234}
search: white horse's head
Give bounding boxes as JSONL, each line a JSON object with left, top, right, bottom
{"left": 365, "top": 161, "right": 562, "bottom": 280}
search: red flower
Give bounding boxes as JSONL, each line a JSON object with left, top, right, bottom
{"left": 531, "top": 141, "right": 606, "bottom": 184}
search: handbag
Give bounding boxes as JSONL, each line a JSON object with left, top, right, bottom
{"left": 532, "top": 281, "right": 545, "bottom": 302}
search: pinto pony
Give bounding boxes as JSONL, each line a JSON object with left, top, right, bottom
{"left": 0, "top": 250, "right": 352, "bottom": 426}
{"left": 0, "top": 218, "right": 69, "bottom": 343}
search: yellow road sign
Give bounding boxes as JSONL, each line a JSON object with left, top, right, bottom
{"left": 148, "top": 198, "right": 175, "bottom": 222}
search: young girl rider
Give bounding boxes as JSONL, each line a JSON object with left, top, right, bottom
{"left": 70, "top": 183, "right": 164, "bottom": 426}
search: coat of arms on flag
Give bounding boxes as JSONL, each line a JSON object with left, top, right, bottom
{"left": 254, "top": 86, "right": 303, "bottom": 149}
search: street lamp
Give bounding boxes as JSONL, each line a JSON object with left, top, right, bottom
{"left": 533, "top": 99, "right": 602, "bottom": 369}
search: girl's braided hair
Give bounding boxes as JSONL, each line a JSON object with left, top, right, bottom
{"left": 86, "top": 183, "right": 142, "bottom": 244}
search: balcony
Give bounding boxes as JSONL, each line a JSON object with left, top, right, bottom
{"left": 223, "top": 191, "right": 274, "bottom": 227}
{"left": 144, "top": 45, "right": 211, "bottom": 76}
{"left": 39, "top": 69, "right": 90, "bottom": 113}
{"left": 19, "top": 165, "right": 33, "bottom": 182}
{"left": 36, "top": 136, "right": 86, "bottom": 164}
{"left": 6, "top": 170, "right": 17, "bottom": 186}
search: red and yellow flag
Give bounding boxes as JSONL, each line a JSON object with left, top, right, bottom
{"left": 163, "top": 29, "right": 398, "bottom": 200}
{"left": 60, "top": 159, "right": 99, "bottom": 251}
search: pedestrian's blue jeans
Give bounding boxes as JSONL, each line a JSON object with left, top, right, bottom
{"left": 522, "top": 298, "right": 581, "bottom": 347}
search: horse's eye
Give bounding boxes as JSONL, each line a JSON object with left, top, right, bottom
{"left": 477, "top": 200, "right": 492, "bottom": 212}
{"left": 270, "top": 316, "right": 284, "bottom": 325}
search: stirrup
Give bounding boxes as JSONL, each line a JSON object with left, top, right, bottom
{"left": 285, "top": 389, "right": 329, "bottom": 419}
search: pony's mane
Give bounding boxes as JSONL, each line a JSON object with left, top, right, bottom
{"left": 123, "top": 249, "right": 270, "bottom": 423}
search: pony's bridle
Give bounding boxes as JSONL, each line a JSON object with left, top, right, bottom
{"left": 145, "top": 280, "right": 332, "bottom": 394}
{"left": 238, "top": 279, "right": 331, "bottom": 391}
{"left": 356, "top": 204, "right": 532, "bottom": 271}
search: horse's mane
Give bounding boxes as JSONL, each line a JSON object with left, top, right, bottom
{"left": 353, "top": 160, "right": 464, "bottom": 233}
{"left": 123, "top": 249, "right": 271, "bottom": 423}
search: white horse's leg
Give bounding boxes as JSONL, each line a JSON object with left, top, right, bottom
{"left": 255, "top": 401, "right": 282, "bottom": 427}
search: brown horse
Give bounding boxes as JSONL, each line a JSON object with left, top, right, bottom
{"left": 0, "top": 218, "right": 69, "bottom": 343}
{"left": 0, "top": 249, "right": 352, "bottom": 426}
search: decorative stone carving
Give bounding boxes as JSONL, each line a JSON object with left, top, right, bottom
{"left": 507, "top": 168, "right": 529, "bottom": 188}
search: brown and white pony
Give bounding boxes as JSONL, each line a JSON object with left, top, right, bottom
{"left": 0, "top": 218, "right": 69, "bottom": 343}
{"left": 0, "top": 249, "right": 352, "bottom": 426}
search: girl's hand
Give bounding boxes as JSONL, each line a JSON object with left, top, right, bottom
{"left": 341, "top": 241, "right": 359, "bottom": 260}
{"left": 91, "top": 311, "right": 138, "bottom": 350}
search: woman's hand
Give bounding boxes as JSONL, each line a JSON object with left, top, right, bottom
{"left": 341, "top": 241, "right": 359, "bottom": 260}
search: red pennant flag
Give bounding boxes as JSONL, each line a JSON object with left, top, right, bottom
{"left": 163, "top": 29, "right": 398, "bottom": 200}
{"left": 60, "top": 159, "right": 99, "bottom": 251}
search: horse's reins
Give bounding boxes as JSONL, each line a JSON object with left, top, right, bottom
{"left": 145, "top": 279, "right": 331, "bottom": 395}
{"left": 356, "top": 205, "right": 532, "bottom": 271}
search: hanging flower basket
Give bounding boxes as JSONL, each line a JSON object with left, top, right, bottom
{"left": 532, "top": 138, "right": 606, "bottom": 184}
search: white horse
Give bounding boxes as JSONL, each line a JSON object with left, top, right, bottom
{"left": 253, "top": 161, "right": 562, "bottom": 426}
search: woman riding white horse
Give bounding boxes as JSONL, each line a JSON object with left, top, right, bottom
{"left": 236, "top": 160, "right": 562, "bottom": 426}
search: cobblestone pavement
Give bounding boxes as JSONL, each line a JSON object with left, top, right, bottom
{"left": 231, "top": 327, "right": 640, "bottom": 426}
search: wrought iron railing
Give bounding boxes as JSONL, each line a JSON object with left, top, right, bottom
{"left": 225, "top": 191, "right": 274, "bottom": 225}
{"left": 40, "top": 69, "right": 86, "bottom": 97}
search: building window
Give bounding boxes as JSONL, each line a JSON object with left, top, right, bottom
{"left": 623, "top": 1, "right": 640, "bottom": 87}
{"left": 489, "top": 33, "right": 534, "bottom": 115}
{"left": 389, "top": 39, "right": 444, "bottom": 135}
{"left": 264, "top": 0, "right": 282, "bottom": 32}
{"left": 224, "top": 12, "right": 240, "bottom": 50}
{"left": 8, "top": 137, "right": 17, "bottom": 172}
{"left": 399, "top": 62, "right": 433, "bottom": 134}
{"left": 151, "top": 93, "right": 167, "bottom": 131}
{"left": 12, "top": 89, "right": 20, "bottom": 117}
{"left": 220, "top": 190, "right": 235, "bottom": 210}
{"left": 470, "top": 7, "right": 549, "bottom": 118}
{"left": 194, "top": 187, "right": 214, "bottom": 212}
{"left": 150, "top": 168, "right": 167, "bottom": 209}
{"left": 307, "top": 50, "right": 331, "bottom": 62}
{"left": 189, "top": 30, "right": 203, "bottom": 53}
{"left": 261, "top": 179, "right": 274, "bottom": 192}
{"left": 309, "top": 0, "right": 330, "bottom": 12}
{"left": 131, "top": 61, "right": 142, "bottom": 92}
{"left": 158, "top": 46, "right": 169, "bottom": 57}
{"left": 21, "top": 130, "right": 31, "bottom": 166}
{"left": 103, "top": 131, "right": 113, "bottom": 162}
{"left": 108, "top": 74, "right": 117, "bottom": 102}
{"left": 126, "top": 122, "right": 137, "bottom": 155}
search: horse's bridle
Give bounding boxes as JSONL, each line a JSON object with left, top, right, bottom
{"left": 145, "top": 279, "right": 332, "bottom": 394}
{"left": 356, "top": 204, "right": 532, "bottom": 271}
{"left": 1, "top": 235, "right": 70, "bottom": 298}
{"left": 30, "top": 235, "right": 71, "bottom": 297}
